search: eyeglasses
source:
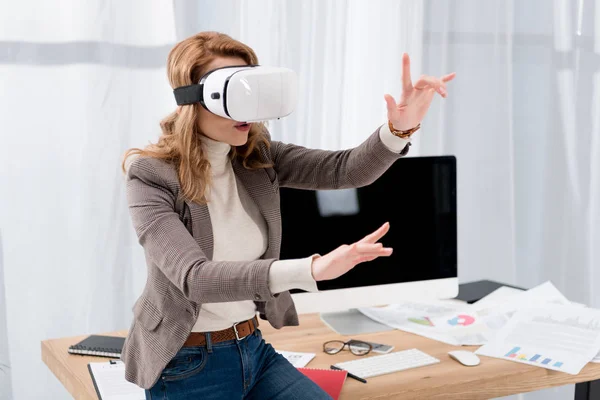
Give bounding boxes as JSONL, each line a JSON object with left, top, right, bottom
{"left": 323, "top": 340, "right": 372, "bottom": 356}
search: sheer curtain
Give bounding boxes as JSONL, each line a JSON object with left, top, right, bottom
{"left": 0, "top": 230, "right": 11, "bottom": 400}
{"left": 176, "top": 0, "right": 424, "bottom": 151}
{"left": 422, "top": 0, "right": 600, "bottom": 399}
{"left": 0, "top": 1, "right": 176, "bottom": 399}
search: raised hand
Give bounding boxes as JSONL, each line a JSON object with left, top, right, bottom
{"left": 311, "top": 222, "right": 393, "bottom": 281}
{"left": 385, "top": 53, "right": 456, "bottom": 131}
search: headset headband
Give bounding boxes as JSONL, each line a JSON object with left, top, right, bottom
{"left": 173, "top": 65, "right": 258, "bottom": 106}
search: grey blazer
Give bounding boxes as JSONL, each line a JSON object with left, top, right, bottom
{"left": 121, "top": 127, "right": 408, "bottom": 389}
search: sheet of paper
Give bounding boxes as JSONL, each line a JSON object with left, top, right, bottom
{"left": 456, "top": 282, "right": 576, "bottom": 344}
{"left": 472, "top": 281, "right": 571, "bottom": 317}
{"left": 89, "top": 361, "right": 145, "bottom": 400}
{"left": 467, "top": 281, "right": 575, "bottom": 339}
{"left": 472, "top": 286, "right": 524, "bottom": 308}
{"left": 358, "top": 300, "right": 473, "bottom": 345}
{"left": 476, "top": 305, "right": 600, "bottom": 374}
{"left": 276, "top": 350, "right": 315, "bottom": 368}
{"left": 359, "top": 282, "right": 576, "bottom": 346}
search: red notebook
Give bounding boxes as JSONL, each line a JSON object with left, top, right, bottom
{"left": 298, "top": 367, "right": 347, "bottom": 399}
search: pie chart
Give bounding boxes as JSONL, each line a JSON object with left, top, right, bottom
{"left": 447, "top": 314, "right": 475, "bottom": 326}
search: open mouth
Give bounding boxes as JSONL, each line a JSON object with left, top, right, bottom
{"left": 234, "top": 122, "right": 251, "bottom": 131}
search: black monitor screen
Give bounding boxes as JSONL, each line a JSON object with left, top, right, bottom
{"left": 279, "top": 155, "right": 457, "bottom": 292}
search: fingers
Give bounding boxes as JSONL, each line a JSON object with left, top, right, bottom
{"left": 413, "top": 75, "right": 441, "bottom": 89}
{"left": 356, "top": 254, "right": 386, "bottom": 263}
{"left": 358, "top": 222, "right": 390, "bottom": 244}
{"left": 355, "top": 243, "right": 392, "bottom": 253}
{"left": 414, "top": 75, "right": 447, "bottom": 97}
{"left": 401, "top": 53, "right": 413, "bottom": 92}
{"left": 441, "top": 72, "right": 456, "bottom": 83}
{"left": 356, "top": 249, "right": 393, "bottom": 258}
{"left": 349, "top": 243, "right": 393, "bottom": 262}
{"left": 356, "top": 250, "right": 393, "bottom": 264}
{"left": 384, "top": 94, "right": 397, "bottom": 113}
{"left": 397, "top": 56, "right": 454, "bottom": 101}
{"left": 355, "top": 243, "right": 383, "bottom": 252}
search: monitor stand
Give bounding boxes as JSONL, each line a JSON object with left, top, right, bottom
{"left": 319, "top": 309, "right": 395, "bottom": 335}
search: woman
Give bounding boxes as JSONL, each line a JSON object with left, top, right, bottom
{"left": 121, "top": 31, "right": 454, "bottom": 399}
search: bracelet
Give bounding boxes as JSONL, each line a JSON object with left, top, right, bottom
{"left": 388, "top": 120, "right": 421, "bottom": 139}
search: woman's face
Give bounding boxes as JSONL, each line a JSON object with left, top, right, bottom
{"left": 196, "top": 56, "right": 252, "bottom": 146}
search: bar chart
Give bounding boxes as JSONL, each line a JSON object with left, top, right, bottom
{"left": 504, "top": 347, "right": 564, "bottom": 368}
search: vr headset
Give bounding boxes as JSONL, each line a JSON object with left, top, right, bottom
{"left": 173, "top": 65, "right": 298, "bottom": 123}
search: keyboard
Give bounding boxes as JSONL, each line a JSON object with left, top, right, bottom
{"left": 333, "top": 348, "right": 440, "bottom": 379}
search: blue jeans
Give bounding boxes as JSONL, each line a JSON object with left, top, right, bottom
{"left": 145, "top": 329, "right": 332, "bottom": 399}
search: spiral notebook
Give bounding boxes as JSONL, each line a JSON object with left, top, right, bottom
{"left": 298, "top": 368, "right": 347, "bottom": 400}
{"left": 68, "top": 335, "right": 125, "bottom": 358}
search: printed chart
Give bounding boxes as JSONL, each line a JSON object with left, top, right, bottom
{"left": 504, "top": 347, "right": 563, "bottom": 368}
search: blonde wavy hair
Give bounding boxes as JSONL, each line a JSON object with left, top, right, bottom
{"left": 122, "top": 32, "right": 272, "bottom": 204}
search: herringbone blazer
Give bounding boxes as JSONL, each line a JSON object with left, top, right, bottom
{"left": 121, "top": 127, "right": 408, "bottom": 389}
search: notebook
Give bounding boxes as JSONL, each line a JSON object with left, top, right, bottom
{"left": 88, "top": 360, "right": 145, "bottom": 400}
{"left": 276, "top": 350, "right": 316, "bottom": 367}
{"left": 298, "top": 367, "right": 347, "bottom": 400}
{"left": 68, "top": 335, "right": 125, "bottom": 358}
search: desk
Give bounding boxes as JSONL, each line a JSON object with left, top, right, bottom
{"left": 42, "top": 313, "right": 600, "bottom": 400}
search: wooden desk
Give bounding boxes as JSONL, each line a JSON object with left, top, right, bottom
{"left": 42, "top": 313, "right": 600, "bottom": 399}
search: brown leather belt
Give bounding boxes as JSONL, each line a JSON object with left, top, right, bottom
{"left": 183, "top": 317, "right": 259, "bottom": 347}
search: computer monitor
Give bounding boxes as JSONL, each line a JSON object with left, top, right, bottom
{"left": 280, "top": 155, "right": 459, "bottom": 319}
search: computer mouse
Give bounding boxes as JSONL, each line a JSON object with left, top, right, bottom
{"left": 448, "top": 350, "right": 480, "bottom": 366}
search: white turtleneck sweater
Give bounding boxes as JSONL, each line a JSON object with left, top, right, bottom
{"left": 192, "top": 124, "right": 409, "bottom": 332}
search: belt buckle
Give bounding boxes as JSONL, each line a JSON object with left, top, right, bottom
{"left": 233, "top": 321, "right": 248, "bottom": 341}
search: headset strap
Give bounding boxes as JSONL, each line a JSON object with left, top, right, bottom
{"left": 173, "top": 65, "right": 258, "bottom": 106}
{"left": 173, "top": 84, "right": 203, "bottom": 106}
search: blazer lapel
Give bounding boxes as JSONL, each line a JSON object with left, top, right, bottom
{"left": 159, "top": 159, "right": 214, "bottom": 259}
{"left": 182, "top": 158, "right": 280, "bottom": 261}
{"left": 185, "top": 199, "right": 214, "bottom": 260}
{"left": 231, "top": 158, "right": 281, "bottom": 259}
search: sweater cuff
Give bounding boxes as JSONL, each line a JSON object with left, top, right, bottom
{"left": 268, "top": 255, "right": 319, "bottom": 294}
{"left": 379, "top": 122, "right": 411, "bottom": 153}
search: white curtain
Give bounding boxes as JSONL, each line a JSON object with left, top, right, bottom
{"left": 178, "top": 0, "right": 424, "bottom": 151}
{"left": 0, "top": 1, "right": 176, "bottom": 398}
{"left": 0, "top": 230, "right": 11, "bottom": 399}
{"left": 422, "top": 0, "right": 599, "bottom": 399}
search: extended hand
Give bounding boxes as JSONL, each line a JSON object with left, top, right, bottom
{"left": 311, "top": 222, "right": 393, "bottom": 281}
{"left": 385, "top": 53, "right": 456, "bottom": 131}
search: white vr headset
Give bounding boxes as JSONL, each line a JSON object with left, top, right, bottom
{"left": 173, "top": 65, "right": 298, "bottom": 122}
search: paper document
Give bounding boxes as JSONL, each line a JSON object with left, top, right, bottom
{"left": 472, "top": 286, "right": 524, "bottom": 308}
{"left": 359, "top": 282, "right": 577, "bottom": 346}
{"left": 476, "top": 305, "right": 600, "bottom": 375}
{"left": 88, "top": 361, "right": 145, "bottom": 400}
{"left": 472, "top": 281, "right": 571, "bottom": 317}
{"left": 276, "top": 350, "right": 315, "bottom": 367}
{"left": 358, "top": 300, "right": 481, "bottom": 345}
